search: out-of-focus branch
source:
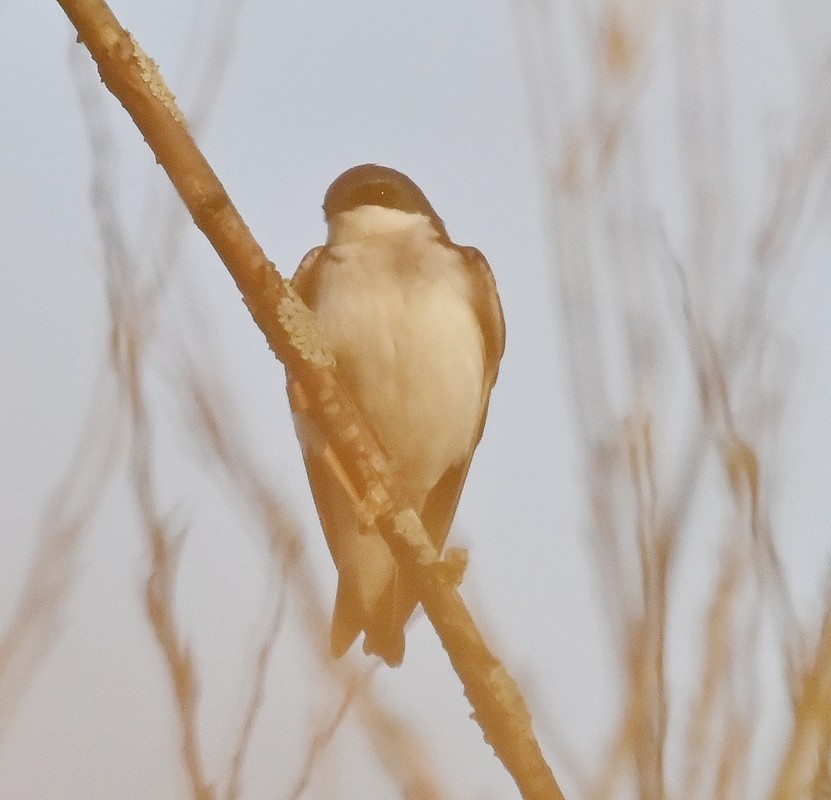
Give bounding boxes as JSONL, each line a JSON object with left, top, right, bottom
{"left": 186, "top": 366, "right": 451, "bottom": 799}
{"left": 145, "top": 523, "right": 214, "bottom": 800}
{"left": 0, "top": 374, "right": 120, "bottom": 743}
{"left": 769, "top": 591, "right": 831, "bottom": 800}
{"left": 223, "top": 586, "right": 285, "bottom": 800}
{"left": 286, "top": 666, "right": 379, "bottom": 800}
{"left": 55, "top": 1, "right": 562, "bottom": 796}
{"left": 75, "top": 34, "right": 214, "bottom": 797}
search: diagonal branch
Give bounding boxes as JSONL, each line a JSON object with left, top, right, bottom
{"left": 54, "top": 1, "right": 563, "bottom": 797}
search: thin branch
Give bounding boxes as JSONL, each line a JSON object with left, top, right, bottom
{"left": 285, "top": 665, "right": 379, "bottom": 800}
{"left": 0, "top": 371, "right": 120, "bottom": 742}
{"left": 185, "top": 361, "right": 452, "bottom": 800}
{"left": 145, "top": 523, "right": 215, "bottom": 800}
{"left": 75, "top": 35, "right": 214, "bottom": 798}
{"left": 626, "top": 416, "right": 668, "bottom": 800}
{"left": 224, "top": 584, "right": 287, "bottom": 800}
{"left": 768, "top": 588, "right": 831, "bottom": 800}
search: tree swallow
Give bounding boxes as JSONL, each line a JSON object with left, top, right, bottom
{"left": 287, "top": 164, "right": 505, "bottom": 666}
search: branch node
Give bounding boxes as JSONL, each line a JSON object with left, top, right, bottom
{"left": 439, "top": 547, "right": 468, "bottom": 588}
{"left": 127, "top": 32, "right": 184, "bottom": 123}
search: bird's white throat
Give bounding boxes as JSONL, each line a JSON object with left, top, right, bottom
{"left": 326, "top": 205, "right": 434, "bottom": 244}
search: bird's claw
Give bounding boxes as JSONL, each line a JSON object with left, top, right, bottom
{"left": 434, "top": 547, "right": 468, "bottom": 588}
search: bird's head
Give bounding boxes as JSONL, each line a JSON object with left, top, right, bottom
{"left": 323, "top": 164, "right": 449, "bottom": 244}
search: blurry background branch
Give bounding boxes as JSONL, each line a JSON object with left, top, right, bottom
{"left": 513, "top": 1, "right": 831, "bottom": 798}
{"left": 0, "top": 378, "right": 121, "bottom": 745}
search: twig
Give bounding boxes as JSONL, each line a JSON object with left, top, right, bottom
{"left": 224, "top": 584, "right": 287, "bottom": 800}
{"left": 286, "top": 665, "right": 379, "bottom": 800}
{"left": 185, "top": 359, "right": 451, "bottom": 799}
{"left": 0, "top": 372, "right": 120, "bottom": 742}
{"left": 74, "top": 35, "right": 214, "bottom": 798}
{"left": 145, "top": 523, "right": 215, "bottom": 800}
{"left": 768, "top": 589, "right": 831, "bottom": 800}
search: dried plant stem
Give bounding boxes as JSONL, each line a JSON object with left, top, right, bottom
{"left": 0, "top": 372, "right": 120, "bottom": 743}
{"left": 199, "top": 421, "right": 450, "bottom": 797}
{"left": 286, "top": 666, "right": 379, "bottom": 800}
{"left": 769, "top": 596, "right": 831, "bottom": 800}
{"left": 186, "top": 369, "right": 450, "bottom": 799}
{"left": 224, "top": 586, "right": 286, "bottom": 800}
{"left": 145, "top": 522, "right": 214, "bottom": 800}
{"left": 55, "top": 1, "right": 562, "bottom": 796}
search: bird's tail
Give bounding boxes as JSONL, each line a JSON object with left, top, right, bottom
{"left": 330, "top": 575, "right": 410, "bottom": 667}
{"left": 361, "top": 576, "right": 419, "bottom": 668}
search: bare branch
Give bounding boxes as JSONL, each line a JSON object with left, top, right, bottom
{"left": 0, "top": 372, "right": 120, "bottom": 741}
{"left": 285, "top": 666, "right": 379, "bottom": 800}
{"left": 184, "top": 361, "right": 452, "bottom": 800}
{"left": 224, "top": 585, "right": 286, "bottom": 800}
{"left": 769, "top": 589, "right": 831, "bottom": 800}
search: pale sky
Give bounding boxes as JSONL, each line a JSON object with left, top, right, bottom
{"left": 2, "top": 1, "right": 830, "bottom": 799}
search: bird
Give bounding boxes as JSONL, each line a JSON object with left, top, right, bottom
{"left": 287, "top": 164, "right": 504, "bottom": 666}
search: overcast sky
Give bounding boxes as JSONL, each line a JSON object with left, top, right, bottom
{"left": 2, "top": 1, "right": 831, "bottom": 798}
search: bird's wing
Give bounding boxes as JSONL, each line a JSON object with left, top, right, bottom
{"left": 458, "top": 245, "right": 506, "bottom": 422}
{"left": 287, "top": 246, "right": 342, "bottom": 564}
{"left": 382, "top": 246, "right": 505, "bottom": 654}
{"left": 287, "top": 385, "right": 367, "bottom": 657}
{"left": 420, "top": 244, "right": 505, "bottom": 549}
{"left": 288, "top": 246, "right": 402, "bottom": 662}
{"left": 291, "top": 245, "right": 325, "bottom": 305}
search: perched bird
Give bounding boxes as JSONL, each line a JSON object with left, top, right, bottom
{"left": 287, "top": 164, "right": 504, "bottom": 666}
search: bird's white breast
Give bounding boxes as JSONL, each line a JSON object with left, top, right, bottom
{"left": 314, "top": 213, "right": 485, "bottom": 503}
